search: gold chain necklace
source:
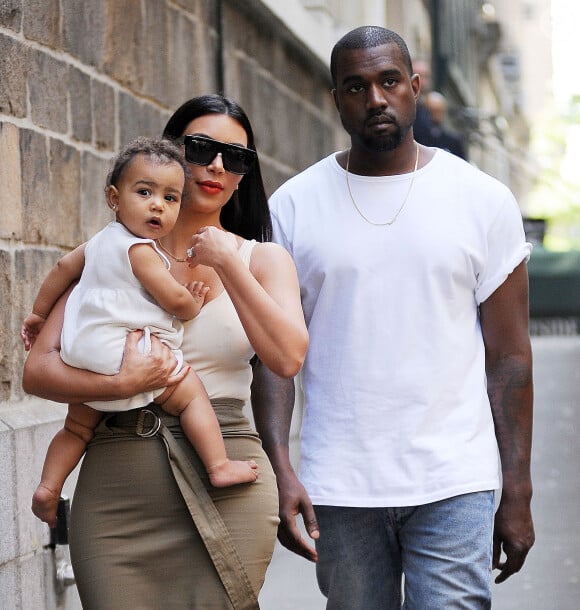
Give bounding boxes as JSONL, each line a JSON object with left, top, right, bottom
{"left": 345, "top": 143, "right": 419, "bottom": 226}
{"left": 156, "top": 238, "right": 188, "bottom": 263}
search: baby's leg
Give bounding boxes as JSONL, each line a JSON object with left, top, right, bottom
{"left": 32, "top": 403, "right": 102, "bottom": 527}
{"left": 156, "top": 369, "right": 258, "bottom": 487}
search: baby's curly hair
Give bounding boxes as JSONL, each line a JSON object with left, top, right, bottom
{"left": 106, "top": 136, "right": 187, "bottom": 189}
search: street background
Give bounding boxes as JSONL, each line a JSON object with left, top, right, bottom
{"left": 259, "top": 335, "right": 580, "bottom": 610}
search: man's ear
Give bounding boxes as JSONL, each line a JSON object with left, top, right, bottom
{"left": 411, "top": 73, "right": 421, "bottom": 101}
{"left": 331, "top": 88, "right": 339, "bottom": 111}
{"left": 106, "top": 185, "right": 119, "bottom": 212}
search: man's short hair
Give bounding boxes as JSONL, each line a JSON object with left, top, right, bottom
{"left": 330, "top": 26, "right": 413, "bottom": 87}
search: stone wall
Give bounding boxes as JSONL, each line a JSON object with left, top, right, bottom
{"left": 0, "top": 0, "right": 342, "bottom": 606}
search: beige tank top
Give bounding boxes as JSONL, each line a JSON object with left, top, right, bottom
{"left": 180, "top": 239, "right": 256, "bottom": 402}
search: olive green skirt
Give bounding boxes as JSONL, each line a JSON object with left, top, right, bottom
{"left": 69, "top": 401, "right": 279, "bottom": 609}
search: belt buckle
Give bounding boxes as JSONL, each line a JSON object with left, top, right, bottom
{"left": 136, "top": 409, "right": 161, "bottom": 438}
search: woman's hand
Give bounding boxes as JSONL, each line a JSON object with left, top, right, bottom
{"left": 23, "top": 290, "right": 188, "bottom": 403}
{"left": 193, "top": 236, "right": 308, "bottom": 378}
{"left": 187, "top": 226, "right": 238, "bottom": 269}
{"left": 116, "top": 331, "right": 188, "bottom": 395}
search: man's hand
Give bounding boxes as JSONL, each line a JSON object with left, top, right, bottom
{"left": 493, "top": 493, "right": 535, "bottom": 583}
{"left": 276, "top": 468, "right": 319, "bottom": 562}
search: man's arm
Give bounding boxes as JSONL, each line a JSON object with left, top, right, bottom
{"left": 251, "top": 359, "right": 319, "bottom": 562}
{"left": 479, "top": 260, "right": 535, "bottom": 583}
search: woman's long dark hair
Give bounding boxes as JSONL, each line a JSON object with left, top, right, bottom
{"left": 163, "top": 95, "right": 272, "bottom": 242}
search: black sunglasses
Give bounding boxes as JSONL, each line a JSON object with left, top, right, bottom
{"left": 180, "top": 135, "right": 257, "bottom": 175}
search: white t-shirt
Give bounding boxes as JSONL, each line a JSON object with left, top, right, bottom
{"left": 269, "top": 149, "right": 531, "bottom": 507}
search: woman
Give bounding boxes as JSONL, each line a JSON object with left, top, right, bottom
{"left": 23, "top": 95, "right": 309, "bottom": 609}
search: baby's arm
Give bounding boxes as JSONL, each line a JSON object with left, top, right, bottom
{"left": 32, "top": 403, "right": 102, "bottom": 527}
{"left": 21, "top": 244, "right": 86, "bottom": 350}
{"left": 129, "top": 243, "right": 209, "bottom": 320}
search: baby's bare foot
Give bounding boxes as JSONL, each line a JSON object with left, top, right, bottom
{"left": 208, "top": 459, "right": 258, "bottom": 487}
{"left": 31, "top": 484, "right": 60, "bottom": 528}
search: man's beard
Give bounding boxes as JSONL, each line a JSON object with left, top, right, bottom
{"left": 363, "top": 122, "right": 412, "bottom": 152}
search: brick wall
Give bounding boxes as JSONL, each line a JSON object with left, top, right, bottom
{"left": 0, "top": 1, "right": 342, "bottom": 606}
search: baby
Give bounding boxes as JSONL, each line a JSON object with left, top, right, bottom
{"left": 22, "top": 137, "right": 258, "bottom": 527}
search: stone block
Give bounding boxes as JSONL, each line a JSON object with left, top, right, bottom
{"left": 270, "top": 41, "right": 322, "bottom": 102}
{"left": 15, "top": 425, "right": 39, "bottom": 557}
{"left": 0, "top": 0, "right": 21, "bottom": 30}
{"left": 13, "top": 248, "right": 63, "bottom": 335}
{"left": 0, "top": 425, "right": 17, "bottom": 565}
{"left": 12, "top": 248, "right": 63, "bottom": 400}
{"left": 141, "top": 102, "right": 168, "bottom": 139}
{"left": 118, "top": 92, "right": 140, "bottom": 145}
{"left": 0, "top": 250, "right": 12, "bottom": 401}
{"left": 81, "top": 152, "right": 114, "bottom": 241}
{"left": 261, "top": 162, "right": 290, "bottom": 199}
{"left": 198, "top": 26, "right": 219, "bottom": 93}
{"left": 0, "top": 560, "right": 18, "bottom": 608}
{"left": 228, "top": 56, "right": 257, "bottom": 127}
{"left": 224, "top": 6, "right": 269, "bottom": 71}
{"left": 62, "top": 0, "right": 105, "bottom": 67}
{"left": 0, "top": 398, "right": 82, "bottom": 610}
{"left": 257, "top": 78, "right": 292, "bottom": 164}
{"left": 3, "top": 399, "right": 81, "bottom": 608}
{"left": 172, "top": 0, "right": 205, "bottom": 16}
{"left": 118, "top": 93, "right": 165, "bottom": 146}
{"left": 23, "top": 0, "right": 61, "bottom": 48}
{"left": 29, "top": 50, "right": 68, "bottom": 133}
{"left": 92, "top": 79, "right": 115, "bottom": 151}
{"left": 197, "top": 0, "right": 218, "bottom": 23}
{"left": 0, "top": 35, "right": 28, "bottom": 118}
{"left": 20, "top": 551, "right": 49, "bottom": 610}
{"left": 103, "top": 0, "right": 145, "bottom": 90}
{"left": 48, "top": 138, "right": 82, "bottom": 247}
{"left": 141, "top": 0, "right": 169, "bottom": 103}
{"left": 165, "top": 9, "right": 213, "bottom": 109}
{"left": 0, "top": 122, "right": 22, "bottom": 239}
{"left": 69, "top": 68, "right": 92, "bottom": 143}
{"left": 2, "top": 402, "right": 66, "bottom": 528}
{"left": 20, "top": 130, "right": 49, "bottom": 244}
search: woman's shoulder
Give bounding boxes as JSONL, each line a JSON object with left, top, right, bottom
{"left": 249, "top": 240, "right": 287, "bottom": 257}
{"left": 249, "top": 241, "right": 293, "bottom": 275}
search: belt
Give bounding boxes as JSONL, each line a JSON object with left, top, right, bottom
{"left": 106, "top": 403, "right": 259, "bottom": 610}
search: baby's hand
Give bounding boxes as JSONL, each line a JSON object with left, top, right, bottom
{"left": 21, "top": 312, "right": 47, "bottom": 351}
{"left": 185, "top": 281, "right": 210, "bottom": 316}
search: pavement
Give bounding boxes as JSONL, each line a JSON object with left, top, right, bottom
{"left": 258, "top": 335, "right": 580, "bottom": 610}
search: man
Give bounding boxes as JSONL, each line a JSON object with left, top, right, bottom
{"left": 423, "top": 90, "right": 468, "bottom": 159}
{"left": 252, "top": 26, "right": 534, "bottom": 609}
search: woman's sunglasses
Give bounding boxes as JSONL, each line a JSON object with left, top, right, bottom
{"left": 181, "top": 135, "right": 256, "bottom": 175}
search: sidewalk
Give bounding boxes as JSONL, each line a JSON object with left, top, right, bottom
{"left": 259, "top": 335, "right": 580, "bottom": 609}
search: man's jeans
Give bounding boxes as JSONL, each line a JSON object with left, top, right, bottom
{"left": 315, "top": 491, "right": 494, "bottom": 609}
